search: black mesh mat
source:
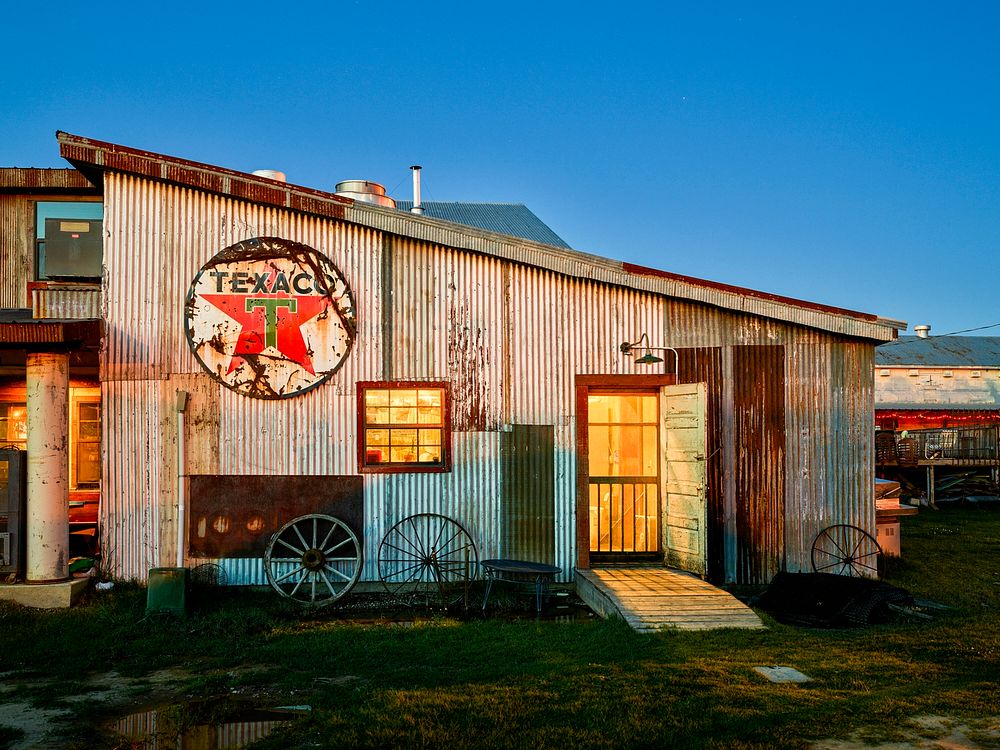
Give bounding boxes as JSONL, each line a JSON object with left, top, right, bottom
{"left": 756, "top": 572, "right": 913, "bottom": 628}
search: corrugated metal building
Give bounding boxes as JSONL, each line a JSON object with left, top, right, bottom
{"left": 0, "top": 132, "right": 903, "bottom": 596}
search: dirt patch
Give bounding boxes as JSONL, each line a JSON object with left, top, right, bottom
{"left": 814, "top": 715, "right": 1000, "bottom": 749}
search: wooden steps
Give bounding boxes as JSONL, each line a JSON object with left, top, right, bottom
{"left": 576, "top": 567, "right": 765, "bottom": 632}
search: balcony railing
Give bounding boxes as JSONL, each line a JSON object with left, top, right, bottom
{"left": 877, "top": 427, "right": 999, "bottom": 463}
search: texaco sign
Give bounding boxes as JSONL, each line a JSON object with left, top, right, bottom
{"left": 185, "top": 237, "right": 356, "bottom": 399}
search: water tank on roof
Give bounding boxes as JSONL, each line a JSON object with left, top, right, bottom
{"left": 334, "top": 180, "right": 396, "bottom": 208}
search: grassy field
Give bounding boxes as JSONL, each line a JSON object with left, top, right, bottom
{"left": 1, "top": 504, "right": 998, "bottom": 749}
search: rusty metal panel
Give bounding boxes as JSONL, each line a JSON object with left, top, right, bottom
{"left": 31, "top": 284, "right": 101, "bottom": 319}
{"left": 0, "top": 168, "right": 95, "bottom": 191}
{"left": 0, "top": 194, "right": 32, "bottom": 309}
{"left": 388, "top": 237, "right": 507, "bottom": 431}
{"left": 732, "top": 345, "right": 786, "bottom": 585}
{"left": 187, "top": 475, "right": 363, "bottom": 558}
{"left": 501, "top": 425, "right": 555, "bottom": 564}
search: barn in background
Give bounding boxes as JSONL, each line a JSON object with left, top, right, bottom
{"left": 0, "top": 131, "right": 902, "bottom": 605}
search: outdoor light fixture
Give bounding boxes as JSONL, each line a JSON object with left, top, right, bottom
{"left": 620, "top": 333, "right": 679, "bottom": 378}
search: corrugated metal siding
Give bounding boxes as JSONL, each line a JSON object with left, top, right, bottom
{"left": 31, "top": 285, "right": 101, "bottom": 319}
{"left": 733, "top": 345, "right": 786, "bottom": 584}
{"left": 501, "top": 425, "right": 556, "bottom": 564}
{"left": 0, "top": 194, "right": 31, "bottom": 308}
{"left": 101, "top": 379, "right": 164, "bottom": 580}
{"left": 98, "top": 175, "right": 877, "bottom": 586}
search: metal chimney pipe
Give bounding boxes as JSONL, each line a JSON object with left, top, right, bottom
{"left": 410, "top": 165, "right": 424, "bottom": 214}
{"left": 914, "top": 325, "right": 931, "bottom": 338}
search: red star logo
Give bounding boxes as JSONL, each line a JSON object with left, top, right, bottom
{"left": 201, "top": 293, "right": 332, "bottom": 374}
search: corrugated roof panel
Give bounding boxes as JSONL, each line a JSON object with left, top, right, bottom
{"left": 876, "top": 336, "right": 1000, "bottom": 367}
{"left": 394, "top": 201, "right": 571, "bottom": 248}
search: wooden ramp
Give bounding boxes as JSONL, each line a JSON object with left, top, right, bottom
{"left": 576, "top": 567, "right": 765, "bottom": 632}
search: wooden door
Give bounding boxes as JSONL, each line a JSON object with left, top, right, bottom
{"left": 661, "top": 382, "right": 708, "bottom": 576}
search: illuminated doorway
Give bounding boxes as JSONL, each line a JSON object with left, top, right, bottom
{"left": 587, "top": 392, "right": 660, "bottom": 558}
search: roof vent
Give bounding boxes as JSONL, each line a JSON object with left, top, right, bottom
{"left": 252, "top": 169, "right": 287, "bottom": 182}
{"left": 913, "top": 325, "right": 931, "bottom": 338}
{"left": 334, "top": 180, "right": 396, "bottom": 208}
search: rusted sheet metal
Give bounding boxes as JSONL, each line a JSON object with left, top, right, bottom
{"left": 501, "top": 425, "right": 556, "bottom": 565}
{"left": 0, "top": 168, "right": 95, "bottom": 192}
{"left": 0, "top": 319, "right": 101, "bottom": 348}
{"left": 30, "top": 283, "right": 101, "bottom": 319}
{"left": 58, "top": 131, "right": 349, "bottom": 221}
{"left": 732, "top": 345, "right": 786, "bottom": 585}
{"left": 784, "top": 340, "right": 875, "bottom": 574}
{"left": 184, "top": 236, "right": 356, "bottom": 399}
{"left": 387, "top": 237, "right": 507, "bottom": 430}
{"left": 0, "top": 194, "right": 31, "bottom": 309}
{"left": 102, "top": 174, "right": 382, "bottom": 385}
{"left": 187, "top": 475, "right": 363, "bottom": 558}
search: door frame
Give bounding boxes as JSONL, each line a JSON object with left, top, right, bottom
{"left": 575, "top": 374, "right": 676, "bottom": 570}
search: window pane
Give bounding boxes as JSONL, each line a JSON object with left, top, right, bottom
{"left": 366, "top": 407, "right": 389, "bottom": 425}
{"left": 389, "top": 390, "right": 417, "bottom": 407}
{"left": 390, "top": 407, "right": 417, "bottom": 424}
{"left": 418, "top": 445, "right": 441, "bottom": 463}
{"left": 79, "top": 403, "right": 100, "bottom": 421}
{"left": 77, "top": 444, "right": 101, "bottom": 484}
{"left": 417, "top": 406, "right": 441, "bottom": 425}
{"left": 390, "top": 429, "right": 417, "bottom": 447}
{"left": 365, "top": 390, "right": 389, "bottom": 408}
{"left": 79, "top": 422, "right": 101, "bottom": 440}
{"left": 390, "top": 447, "right": 418, "bottom": 463}
{"left": 366, "top": 429, "right": 389, "bottom": 446}
{"left": 641, "top": 395, "right": 658, "bottom": 423}
{"left": 418, "top": 429, "right": 441, "bottom": 446}
{"left": 418, "top": 389, "right": 442, "bottom": 408}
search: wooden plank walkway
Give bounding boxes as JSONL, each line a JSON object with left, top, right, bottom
{"left": 576, "top": 567, "right": 765, "bottom": 632}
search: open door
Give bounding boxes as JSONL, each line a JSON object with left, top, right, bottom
{"left": 660, "top": 382, "right": 707, "bottom": 576}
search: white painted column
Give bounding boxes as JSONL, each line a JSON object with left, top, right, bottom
{"left": 25, "top": 352, "right": 70, "bottom": 582}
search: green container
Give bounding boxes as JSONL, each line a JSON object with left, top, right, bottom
{"left": 146, "top": 567, "right": 188, "bottom": 615}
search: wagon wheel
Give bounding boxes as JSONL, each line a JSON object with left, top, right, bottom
{"left": 264, "top": 514, "right": 362, "bottom": 607}
{"left": 811, "top": 524, "right": 882, "bottom": 578}
{"left": 377, "top": 513, "right": 479, "bottom": 608}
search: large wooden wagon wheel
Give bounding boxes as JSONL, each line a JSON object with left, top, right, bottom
{"left": 811, "top": 524, "right": 882, "bottom": 578}
{"left": 377, "top": 513, "right": 479, "bottom": 608}
{"left": 264, "top": 513, "right": 362, "bottom": 607}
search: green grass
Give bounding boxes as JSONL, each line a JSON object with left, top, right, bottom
{"left": 1, "top": 504, "right": 998, "bottom": 749}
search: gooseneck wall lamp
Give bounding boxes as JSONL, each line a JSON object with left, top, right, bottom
{"left": 619, "top": 333, "right": 679, "bottom": 378}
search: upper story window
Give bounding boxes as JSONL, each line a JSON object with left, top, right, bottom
{"left": 35, "top": 201, "right": 104, "bottom": 281}
{"left": 357, "top": 382, "right": 451, "bottom": 473}
{"left": 0, "top": 404, "right": 27, "bottom": 451}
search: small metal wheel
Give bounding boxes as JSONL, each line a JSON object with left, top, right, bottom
{"left": 377, "top": 513, "right": 479, "bottom": 608}
{"left": 811, "top": 524, "right": 882, "bottom": 578}
{"left": 264, "top": 513, "right": 362, "bottom": 607}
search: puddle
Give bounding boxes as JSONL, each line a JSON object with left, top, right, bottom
{"left": 110, "top": 698, "right": 307, "bottom": 749}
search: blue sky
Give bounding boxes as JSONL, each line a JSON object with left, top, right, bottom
{"left": 4, "top": 2, "right": 998, "bottom": 335}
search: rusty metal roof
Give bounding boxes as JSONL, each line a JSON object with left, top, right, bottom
{"left": 0, "top": 318, "right": 102, "bottom": 349}
{"left": 876, "top": 336, "right": 1000, "bottom": 367}
{"left": 393, "top": 201, "right": 570, "bottom": 248}
{"left": 54, "top": 131, "right": 901, "bottom": 342}
{"left": 0, "top": 168, "right": 98, "bottom": 194}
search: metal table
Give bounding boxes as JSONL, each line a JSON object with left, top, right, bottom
{"left": 481, "top": 558, "right": 561, "bottom": 613}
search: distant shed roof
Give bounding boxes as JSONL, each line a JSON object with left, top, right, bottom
{"left": 876, "top": 336, "right": 1000, "bottom": 367}
{"left": 394, "top": 201, "right": 570, "bottom": 248}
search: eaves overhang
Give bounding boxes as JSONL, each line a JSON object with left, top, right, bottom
{"left": 57, "top": 131, "right": 901, "bottom": 343}
{"left": 0, "top": 318, "right": 102, "bottom": 351}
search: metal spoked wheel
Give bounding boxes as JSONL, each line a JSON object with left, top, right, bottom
{"left": 264, "top": 513, "right": 362, "bottom": 607}
{"left": 377, "top": 513, "right": 479, "bottom": 608}
{"left": 811, "top": 523, "right": 882, "bottom": 578}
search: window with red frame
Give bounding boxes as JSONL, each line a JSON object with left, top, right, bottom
{"left": 358, "top": 383, "right": 450, "bottom": 472}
